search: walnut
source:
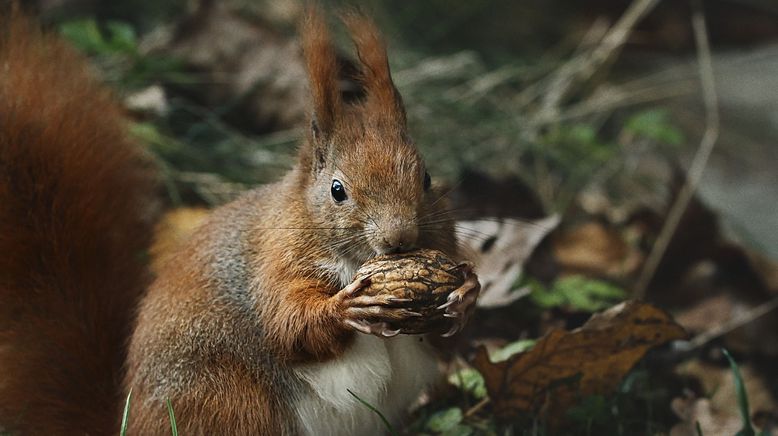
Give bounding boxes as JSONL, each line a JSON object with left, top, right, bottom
{"left": 355, "top": 248, "right": 465, "bottom": 334}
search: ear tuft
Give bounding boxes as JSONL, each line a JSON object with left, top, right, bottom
{"left": 341, "top": 11, "right": 406, "bottom": 128}
{"left": 301, "top": 5, "right": 341, "bottom": 138}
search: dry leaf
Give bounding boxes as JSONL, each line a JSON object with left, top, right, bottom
{"left": 670, "top": 396, "right": 743, "bottom": 436}
{"left": 151, "top": 207, "right": 210, "bottom": 273}
{"left": 671, "top": 359, "right": 778, "bottom": 436}
{"left": 473, "top": 300, "right": 687, "bottom": 419}
{"left": 553, "top": 221, "right": 642, "bottom": 279}
{"left": 456, "top": 215, "right": 559, "bottom": 308}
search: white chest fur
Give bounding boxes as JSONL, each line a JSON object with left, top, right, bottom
{"left": 293, "top": 334, "right": 439, "bottom": 436}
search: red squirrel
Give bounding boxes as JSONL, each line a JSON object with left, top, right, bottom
{"left": 0, "top": 7, "right": 480, "bottom": 435}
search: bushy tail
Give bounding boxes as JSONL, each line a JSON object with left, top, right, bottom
{"left": 0, "top": 10, "right": 160, "bottom": 434}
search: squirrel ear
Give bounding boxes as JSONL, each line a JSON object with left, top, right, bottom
{"left": 341, "top": 11, "right": 407, "bottom": 130}
{"left": 309, "top": 118, "right": 327, "bottom": 172}
{"left": 301, "top": 6, "right": 341, "bottom": 140}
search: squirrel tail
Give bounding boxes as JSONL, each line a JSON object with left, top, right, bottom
{"left": 0, "top": 10, "right": 160, "bottom": 434}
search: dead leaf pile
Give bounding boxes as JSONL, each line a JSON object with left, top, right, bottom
{"left": 670, "top": 359, "right": 778, "bottom": 436}
{"left": 473, "top": 300, "right": 687, "bottom": 422}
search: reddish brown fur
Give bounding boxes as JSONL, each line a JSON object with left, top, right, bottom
{"left": 129, "top": 359, "right": 286, "bottom": 434}
{"left": 0, "top": 9, "right": 160, "bottom": 435}
{"left": 341, "top": 12, "right": 407, "bottom": 127}
{"left": 301, "top": 6, "right": 342, "bottom": 135}
{"left": 261, "top": 276, "right": 355, "bottom": 362}
{"left": 125, "top": 216, "right": 294, "bottom": 433}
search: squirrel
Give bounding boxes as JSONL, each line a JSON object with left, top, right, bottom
{"left": 0, "top": 6, "right": 480, "bottom": 435}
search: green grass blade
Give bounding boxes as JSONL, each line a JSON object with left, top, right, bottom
{"left": 120, "top": 389, "right": 132, "bottom": 436}
{"left": 722, "top": 349, "right": 755, "bottom": 436}
{"left": 166, "top": 399, "right": 178, "bottom": 436}
{"left": 347, "top": 389, "right": 397, "bottom": 436}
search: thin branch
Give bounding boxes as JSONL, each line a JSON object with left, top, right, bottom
{"left": 633, "top": 0, "right": 720, "bottom": 298}
{"left": 534, "top": 0, "right": 661, "bottom": 122}
{"left": 530, "top": 79, "right": 693, "bottom": 126}
{"left": 463, "top": 397, "right": 490, "bottom": 419}
{"left": 685, "top": 297, "right": 778, "bottom": 350}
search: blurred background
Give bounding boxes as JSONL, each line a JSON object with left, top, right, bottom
{"left": 18, "top": 0, "right": 778, "bottom": 434}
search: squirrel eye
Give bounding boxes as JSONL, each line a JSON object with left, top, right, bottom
{"left": 331, "top": 179, "right": 347, "bottom": 202}
{"left": 423, "top": 172, "right": 431, "bottom": 191}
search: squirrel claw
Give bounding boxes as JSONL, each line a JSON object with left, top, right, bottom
{"left": 436, "top": 300, "right": 455, "bottom": 310}
{"left": 441, "top": 323, "right": 460, "bottom": 338}
{"left": 344, "top": 319, "right": 401, "bottom": 338}
{"left": 439, "top": 265, "right": 481, "bottom": 337}
{"left": 381, "top": 327, "right": 401, "bottom": 337}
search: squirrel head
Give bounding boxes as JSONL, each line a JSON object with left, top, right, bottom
{"left": 297, "top": 9, "right": 445, "bottom": 264}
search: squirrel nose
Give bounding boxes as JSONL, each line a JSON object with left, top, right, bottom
{"left": 375, "top": 219, "right": 418, "bottom": 254}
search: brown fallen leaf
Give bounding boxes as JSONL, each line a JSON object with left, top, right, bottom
{"left": 473, "top": 300, "right": 687, "bottom": 420}
{"left": 151, "top": 207, "right": 211, "bottom": 273}
{"left": 553, "top": 221, "right": 643, "bottom": 280}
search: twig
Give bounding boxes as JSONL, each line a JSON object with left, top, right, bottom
{"left": 463, "top": 397, "right": 490, "bottom": 418}
{"left": 512, "top": 18, "right": 610, "bottom": 110}
{"left": 535, "top": 0, "right": 661, "bottom": 121}
{"left": 684, "top": 297, "right": 778, "bottom": 351}
{"left": 633, "top": 0, "right": 720, "bottom": 298}
{"left": 531, "top": 79, "right": 693, "bottom": 126}
{"left": 394, "top": 51, "right": 480, "bottom": 87}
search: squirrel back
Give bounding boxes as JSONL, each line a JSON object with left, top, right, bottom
{"left": 0, "top": 10, "right": 160, "bottom": 434}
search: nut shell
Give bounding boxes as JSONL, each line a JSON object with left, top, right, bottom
{"left": 355, "top": 248, "right": 464, "bottom": 334}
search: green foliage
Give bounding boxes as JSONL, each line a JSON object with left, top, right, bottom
{"left": 531, "top": 122, "right": 621, "bottom": 196}
{"left": 449, "top": 368, "right": 487, "bottom": 400}
{"left": 528, "top": 275, "right": 627, "bottom": 312}
{"left": 490, "top": 339, "right": 536, "bottom": 362}
{"left": 448, "top": 340, "right": 535, "bottom": 404}
{"left": 166, "top": 399, "right": 178, "bottom": 436}
{"left": 347, "top": 389, "right": 398, "bottom": 436}
{"left": 59, "top": 19, "right": 186, "bottom": 91}
{"left": 60, "top": 19, "right": 136, "bottom": 54}
{"left": 542, "top": 124, "right": 610, "bottom": 163}
{"left": 625, "top": 109, "right": 684, "bottom": 146}
{"left": 120, "top": 389, "right": 132, "bottom": 436}
{"left": 425, "top": 407, "right": 474, "bottom": 435}
{"left": 722, "top": 349, "right": 770, "bottom": 436}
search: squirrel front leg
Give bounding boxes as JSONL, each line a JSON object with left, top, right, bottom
{"left": 264, "top": 276, "right": 423, "bottom": 363}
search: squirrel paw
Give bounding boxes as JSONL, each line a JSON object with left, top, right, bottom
{"left": 333, "top": 276, "right": 421, "bottom": 338}
{"left": 437, "top": 262, "right": 481, "bottom": 337}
